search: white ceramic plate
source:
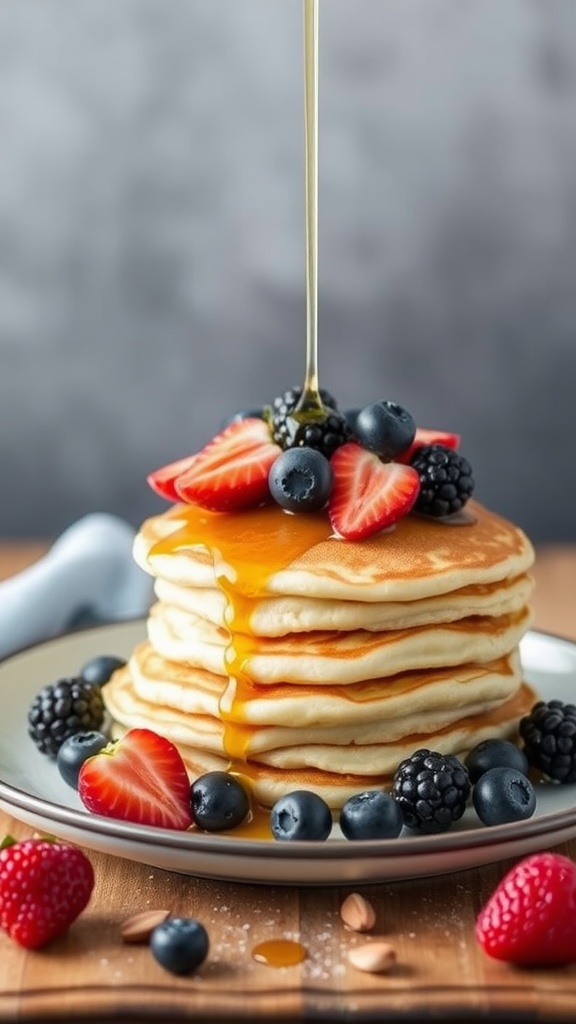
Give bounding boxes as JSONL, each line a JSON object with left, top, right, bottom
{"left": 1, "top": 622, "right": 575, "bottom": 885}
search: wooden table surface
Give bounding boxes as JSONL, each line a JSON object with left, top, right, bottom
{"left": 0, "top": 541, "right": 575, "bottom": 1023}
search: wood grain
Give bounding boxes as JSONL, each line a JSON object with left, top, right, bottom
{"left": 0, "top": 541, "right": 576, "bottom": 1021}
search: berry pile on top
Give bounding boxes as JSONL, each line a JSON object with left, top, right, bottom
{"left": 148, "top": 386, "right": 475, "bottom": 540}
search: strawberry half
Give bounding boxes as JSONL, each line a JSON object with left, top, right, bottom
{"left": 78, "top": 728, "right": 192, "bottom": 831}
{"left": 476, "top": 852, "right": 576, "bottom": 965}
{"left": 147, "top": 453, "right": 199, "bottom": 502}
{"left": 398, "top": 427, "right": 460, "bottom": 464}
{"left": 0, "top": 837, "right": 94, "bottom": 949}
{"left": 175, "top": 418, "right": 282, "bottom": 511}
{"left": 328, "top": 442, "right": 420, "bottom": 540}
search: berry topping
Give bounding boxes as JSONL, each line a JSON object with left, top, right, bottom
{"left": 339, "top": 790, "right": 403, "bottom": 840}
{"left": 190, "top": 771, "right": 251, "bottom": 832}
{"left": 78, "top": 727, "right": 193, "bottom": 830}
{"left": 268, "top": 446, "right": 333, "bottom": 513}
{"left": 465, "top": 738, "right": 529, "bottom": 784}
{"left": 0, "top": 837, "right": 94, "bottom": 949}
{"left": 410, "top": 444, "right": 474, "bottom": 518}
{"left": 392, "top": 748, "right": 471, "bottom": 833}
{"left": 80, "top": 654, "right": 126, "bottom": 687}
{"left": 353, "top": 400, "right": 416, "bottom": 461}
{"left": 328, "top": 443, "right": 420, "bottom": 541}
{"left": 472, "top": 766, "right": 536, "bottom": 826}
{"left": 476, "top": 852, "right": 576, "bottom": 965}
{"left": 270, "top": 790, "right": 332, "bottom": 841}
{"left": 174, "top": 418, "right": 281, "bottom": 511}
{"left": 148, "top": 388, "right": 471, "bottom": 539}
{"left": 150, "top": 917, "right": 210, "bottom": 975}
{"left": 28, "top": 677, "right": 105, "bottom": 757}
{"left": 56, "top": 730, "right": 109, "bottom": 789}
{"left": 519, "top": 699, "right": 576, "bottom": 782}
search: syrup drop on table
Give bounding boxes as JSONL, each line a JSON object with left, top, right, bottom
{"left": 251, "top": 938, "right": 308, "bottom": 967}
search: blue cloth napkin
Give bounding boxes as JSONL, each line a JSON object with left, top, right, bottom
{"left": 0, "top": 514, "right": 154, "bottom": 660}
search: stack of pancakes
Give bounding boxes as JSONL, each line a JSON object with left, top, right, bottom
{"left": 104, "top": 499, "right": 536, "bottom": 809}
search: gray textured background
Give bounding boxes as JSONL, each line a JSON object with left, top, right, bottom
{"left": 1, "top": 0, "right": 575, "bottom": 542}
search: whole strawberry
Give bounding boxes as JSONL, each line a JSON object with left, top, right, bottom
{"left": 476, "top": 852, "right": 576, "bottom": 965}
{"left": 0, "top": 836, "right": 94, "bottom": 949}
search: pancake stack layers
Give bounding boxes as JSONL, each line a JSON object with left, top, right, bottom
{"left": 104, "top": 498, "right": 536, "bottom": 809}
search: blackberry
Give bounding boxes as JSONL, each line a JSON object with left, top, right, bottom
{"left": 28, "top": 677, "right": 105, "bottom": 757}
{"left": 410, "top": 444, "right": 474, "bottom": 518}
{"left": 392, "top": 748, "right": 471, "bottom": 833}
{"left": 519, "top": 699, "right": 576, "bottom": 782}
{"left": 268, "top": 385, "right": 350, "bottom": 459}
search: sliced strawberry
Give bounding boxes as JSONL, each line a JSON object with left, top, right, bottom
{"left": 78, "top": 728, "right": 192, "bottom": 831}
{"left": 147, "top": 453, "right": 199, "bottom": 502}
{"left": 328, "top": 442, "right": 420, "bottom": 541}
{"left": 398, "top": 427, "right": 460, "bottom": 464}
{"left": 175, "top": 418, "right": 281, "bottom": 511}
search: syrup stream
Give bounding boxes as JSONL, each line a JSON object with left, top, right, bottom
{"left": 295, "top": 0, "right": 324, "bottom": 421}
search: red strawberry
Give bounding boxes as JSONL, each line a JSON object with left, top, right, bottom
{"left": 328, "top": 442, "right": 420, "bottom": 540}
{"left": 0, "top": 836, "right": 94, "bottom": 949}
{"left": 78, "top": 728, "right": 192, "bottom": 831}
{"left": 476, "top": 852, "right": 576, "bottom": 965}
{"left": 175, "top": 418, "right": 281, "bottom": 511}
{"left": 147, "top": 453, "right": 199, "bottom": 502}
{"left": 398, "top": 427, "right": 460, "bottom": 464}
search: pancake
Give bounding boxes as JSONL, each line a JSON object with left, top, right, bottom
{"left": 147, "top": 600, "right": 533, "bottom": 684}
{"left": 153, "top": 572, "right": 534, "bottom": 636}
{"left": 134, "top": 500, "right": 534, "bottom": 602}
{"left": 106, "top": 663, "right": 519, "bottom": 758}
{"left": 125, "top": 642, "right": 523, "bottom": 727}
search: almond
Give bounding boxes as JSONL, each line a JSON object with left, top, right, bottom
{"left": 120, "top": 909, "right": 171, "bottom": 943}
{"left": 347, "top": 941, "right": 396, "bottom": 974}
{"left": 340, "top": 892, "right": 376, "bottom": 932}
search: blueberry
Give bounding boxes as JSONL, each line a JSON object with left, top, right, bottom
{"left": 340, "top": 790, "right": 403, "bottom": 840}
{"left": 268, "top": 447, "right": 333, "bottom": 513}
{"left": 354, "top": 400, "right": 416, "bottom": 461}
{"left": 270, "top": 790, "right": 332, "bottom": 841}
{"left": 56, "top": 730, "right": 108, "bottom": 788}
{"left": 472, "top": 766, "right": 536, "bottom": 826}
{"left": 190, "top": 771, "right": 250, "bottom": 832}
{"left": 465, "top": 739, "right": 529, "bottom": 784}
{"left": 80, "top": 655, "right": 126, "bottom": 687}
{"left": 150, "top": 917, "right": 209, "bottom": 975}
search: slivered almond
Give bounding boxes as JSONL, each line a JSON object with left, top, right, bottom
{"left": 340, "top": 892, "right": 376, "bottom": 932}
{"left": 347, "top": 941, "right": 396, "bottom": 974}
{"left": 120, "top": 909, "right": 170, "bottom": 943}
